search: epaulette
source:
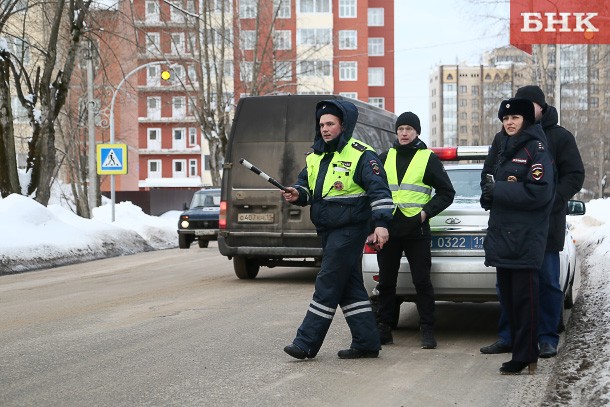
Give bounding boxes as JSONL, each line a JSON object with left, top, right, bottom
{"left": 305, "top": 151, "right": 313, "bottom": 155}
{"left": 351, "top": 141, "right": 367, "bottom": 152}
{"left": 537, "top": 141, "right": 545, "bottom": 151}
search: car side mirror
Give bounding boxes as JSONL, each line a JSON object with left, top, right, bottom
{"left": 567, "top": 199, "right": 586, "bottom": 216}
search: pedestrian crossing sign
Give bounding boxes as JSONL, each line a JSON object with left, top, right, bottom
{"left": 97, "top": 144, "right": 128, "bottom": 175}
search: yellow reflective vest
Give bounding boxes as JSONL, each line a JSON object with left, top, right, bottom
{"left": 385, "top": 148, "right": 433, "bottom": 216}
{"left": 306, "top": 140, "right": 373, "bottom": 200}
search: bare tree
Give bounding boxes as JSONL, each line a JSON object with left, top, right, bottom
{"left": 0, "top": 0, "right": 94, "bottom": 205}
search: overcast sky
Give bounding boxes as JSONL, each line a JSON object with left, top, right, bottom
{"left": 393, "top": 2, "right": 510, "bottom": 140}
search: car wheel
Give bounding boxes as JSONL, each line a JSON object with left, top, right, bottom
{"left": 233, "top": 256, "right": 260, "bottom": 279}
{"left": 178, "top": 234, "right": 191, "bottom": 249}
{"left": 198, "top": 239, "right": 209, "bottom": 248}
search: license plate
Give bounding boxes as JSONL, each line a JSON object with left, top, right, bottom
{"left": 237, "top": 213, "right": 274, "bottom": 223}
{"left": 195, "top": 229, "right": 216, "bottom": 236}
{"left": 431, "top": 235, "right": 484, "bottom": 250}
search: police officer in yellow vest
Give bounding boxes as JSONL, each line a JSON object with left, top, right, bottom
{"left": 282, "top": 99, "right": 394, "bottom": 360}
{"left": 376, "top": 112, "right": 455, "bottom": 348}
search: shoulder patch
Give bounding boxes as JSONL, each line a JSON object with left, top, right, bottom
{"left": 369, "top": 160, "right": 381, "bottom": 175}
{"left": 351, "top": 141, "right": 367, "bottom": 152}
{"left": 531, "top": 163, "right": 544, "bottom": 180}
{"left": 537, "top": 141, "right": 545, "bottom": 151}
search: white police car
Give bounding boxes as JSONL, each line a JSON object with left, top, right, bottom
{"left": 362, "top": 146, "right": 585, "bottom": 325}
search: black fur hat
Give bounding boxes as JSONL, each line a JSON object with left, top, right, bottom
{"left": 497, "top": 98, "right": 535, "bottom": 124}
{"left": 316, "top": 103, "right": 343, "bottom": 122}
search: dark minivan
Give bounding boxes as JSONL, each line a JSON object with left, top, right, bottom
{"left": 218, "top": 95, "right": 396, "bottom": 279}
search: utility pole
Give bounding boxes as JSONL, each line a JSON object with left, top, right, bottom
{"left": 86, "top": 39, "right": 98, "bottom": 216}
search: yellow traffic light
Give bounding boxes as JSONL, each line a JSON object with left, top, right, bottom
{"left": 161, "top": 70, "right": 171, "bottom": 81}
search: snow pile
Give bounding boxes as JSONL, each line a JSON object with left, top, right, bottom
{"left": 0, "top": 194, "right": 179, "bottom": 274}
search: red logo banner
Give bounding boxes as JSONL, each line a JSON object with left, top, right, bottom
{"left": 510, "top": 0, "right": 610, "bottom": 53}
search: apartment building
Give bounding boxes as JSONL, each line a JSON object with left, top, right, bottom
{"left": 98, "top": 0, "right": 395, "bottom": 192}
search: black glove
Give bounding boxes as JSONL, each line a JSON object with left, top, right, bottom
{"left": 482, "top": 179, "right": 495, "bottom": 202}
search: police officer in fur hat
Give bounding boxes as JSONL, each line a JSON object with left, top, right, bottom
{"left": 480, "top": 86, "right": 585, "bottom": 360}
{"left": 480, "top": 97, "right": 555, "bottom": 375}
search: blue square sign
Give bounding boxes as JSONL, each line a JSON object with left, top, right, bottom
{"left": 97, "top": 144, "right": 127, "bottom": 175}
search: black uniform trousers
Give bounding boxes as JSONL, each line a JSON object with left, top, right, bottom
{"left": 376, "top": 236, "right": 435, "bottom": 327}
{"left": 292, "top": 222, "right": 380, "bottom": 357}
{"left": 496, "top": 267, "right": 539, "bottom": 363}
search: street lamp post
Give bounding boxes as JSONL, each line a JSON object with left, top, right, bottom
{"left": 108, "top": 61, "right": 171, "bottom": 221}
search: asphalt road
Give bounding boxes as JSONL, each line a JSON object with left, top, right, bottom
{"left": 0, "top": 245, "right": 573, "bottom": 406}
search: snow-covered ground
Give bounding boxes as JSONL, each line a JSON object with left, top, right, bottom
{"left": 0, "top": 192, "right": 609, "bottom": 405}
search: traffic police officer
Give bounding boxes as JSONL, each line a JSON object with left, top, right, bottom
{"left": 282, "top": 99, "right": 394, "bottom": 359}
{"left": 376, "top": 112, "right": 455, "bottom": 348}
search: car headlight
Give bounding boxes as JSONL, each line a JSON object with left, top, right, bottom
{"left": 180, "top": 220, "right": 190, "bottom": 228}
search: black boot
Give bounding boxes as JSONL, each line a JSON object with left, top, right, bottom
{"left": 377, "top": 323, "right": 393, "bottom": 345}
{"left": 420, "top": 325, "right": 437, "bottom": 349}
{"left": 284, "top": 343, "right": 307, "bottom": 360}
{"left": 499, "top": 360, "right": 537, "bottom": 375}
{"left": 337, "top": 348, "right": 379, "bottom": 359}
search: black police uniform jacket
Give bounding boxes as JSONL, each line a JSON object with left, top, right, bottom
{"left": 483, "top": 105, "right": 585, "bottom": 253}
{"left": 538, "top": 105, "right": 585, "bottom": 252}
{"left": 379, "top": 138, "right": 455, "bottom": 238}
{"left": 481, "top": 124, "right": 555, "bottom": 270}
{"left": 291, "top": 99, "right": 394, "bottom": 233}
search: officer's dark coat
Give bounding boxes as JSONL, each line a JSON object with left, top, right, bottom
{"left": 481, "top": 123, "right": 555, "bottom": 269}
{"left": 292, "top": 99, "right": 394, "bottom": 233}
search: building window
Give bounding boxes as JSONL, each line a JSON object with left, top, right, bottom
{"left": 147, "top": 65, "right": 160, "bottom": 87}
{"left": 298, "top": 60, "right": 331, "bottom": 76}
{"left": 172, "top": 97, "right": 186, "bottom": 118}
{"left": 11, "top": 96, "right": 29, "bottom": 123}
{"left": 173, "top": 160, "right": 187, "bottom": 178}
{"left": 171, "top": 65, "right": 185, "bottom": 84}
{"left": 147, "top": 128, "right": 162, "bottom": 150}
{"left": 173, "top": 128, "right": 186, "bottom": 150}
{"left": 368, "top": 67, "right": 384, "bottom": 86}
{"left": 273, "top": 30, "right": 292, "bottom": 50}
{"left": 339, "top": 61, "right": 357, "bottom": 81}
{"left": 460, "top": 112, "right": 467, "bottom": 120}
{"left": 368, "top": 97, "right": 384, "bottom": 109}
{"left": 189, "top": 159, "right": 198, "bottom": 176}
{"left": 368, "top": 38, "right": 384, "bottom": 56}
{"left": 591, "top": 97, "right": 599, "bottom": 109}
{"left": 170, "top": 0, "right": 185, "bottom": 22}
{"left": 145, "top": 32, "right": 160, "bottom": 54}
{"left": 459, "top": 99, "right": 467, "bottom": 107}
{"left": 299, "top": 0, "right": 330, "bottom": 13}
{"left": 240, "top": 61, "right": 254, "bottom": 82}
{"left": 368, "top": 8, "right": 384, "bottom": 26}
{"left": 212, "top": 0, "right": 231, "bottom": 12}
{"left": 459, "top": 85, "right": 467, "bottom": 94}
{"left": 148, "top": 160, "right": 162, "bottom": 178}
{"left": 297, "top": 28, "right": 331, "bottom": 46}
{"left": 339, "top": 30, "right": 357, "bottom": 50}
{"left": 147, "top": 96, "right": 161, "bottom": 119}
{"left": 145, "top": 0, "right": 159, "bottom": 22}
{"left": 274, "top": 0, "right": 290, "bottom": 18}
{"left": 171, "top": 32, "right": 185, "bottom": 54}
{"left": 275, "top": 61, "right": 293, "bottom": 81}
{"left": 460, "top": 125, "right": 467, "bottom": 134}
{"left": 339, "top": 0, "right": 356, "bottom": 17}
{"left": 339, "top": 92, "right": 357, "bottom": 99}
{"left": 240, "top": 30, "right": 256, "bottom": 50}
{"left": 240, "top": 0, "right": 257, "bottom": 18}
{"left": 189, "top": 127, "right": 198, "bottom": 146}
{"left": 471, "top": 85, "right": 479, "bottom": 96}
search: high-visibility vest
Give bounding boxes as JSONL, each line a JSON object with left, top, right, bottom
{"left": 306, "top": 139, "right": 373, "bottom": 200}
{"left": 385, "top": 148, "right": 432, "bottom": 216}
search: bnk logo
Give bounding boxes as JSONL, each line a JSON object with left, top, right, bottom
{"left": 510, "top": 0, "right": 610, "bottom": 51}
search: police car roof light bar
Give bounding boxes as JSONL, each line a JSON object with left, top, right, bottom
{"left": 431, "top": 146, "right": 490, "bottom": 161}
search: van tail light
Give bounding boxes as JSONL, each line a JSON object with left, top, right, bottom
{"left": 219, "top": 200, "right": 227, "bottom": 229}
{"left": 363, "top": 243, "right": 378, "bottom": 254}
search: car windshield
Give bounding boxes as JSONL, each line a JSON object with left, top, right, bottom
{"left": 446, "top": 168, "right": 482, "bottom": 204}
{"left": 190, "top": 191, "right": 220, "bottom": 208}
